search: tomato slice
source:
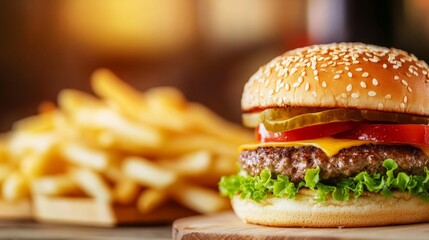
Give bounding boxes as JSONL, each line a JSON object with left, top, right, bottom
{"left": 334, "top": 124, "right": 429, "bottom": 146}
{"left": 256, "top": 122, "right": 358, "bottom": 142}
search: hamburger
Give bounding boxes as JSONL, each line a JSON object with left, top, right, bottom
{"left": 219, "top": 43, "right": 429, "bottom": 227}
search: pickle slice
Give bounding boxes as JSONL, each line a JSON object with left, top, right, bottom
{"left": 244, "top": 107, "right": 429, "bottom": 132}
{"left": 361, "top": 110, "right": 429, "bottom": 124}
{"left": 262, "top": 108, "right": 364, "bottom": 132}
{"left": 242, "top": 107, "right": 324, "bottom": 128}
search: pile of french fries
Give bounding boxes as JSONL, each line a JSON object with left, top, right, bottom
{"left": 0, "top": 69, "right": 252, "bottom": 222}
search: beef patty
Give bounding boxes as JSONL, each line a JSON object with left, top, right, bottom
{"left": 239, "top": 144, "right": 429, "bottom": 183}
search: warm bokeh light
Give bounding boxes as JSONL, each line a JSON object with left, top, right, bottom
{"left": 59, "top": 0, "right": 196, "bottom": 56}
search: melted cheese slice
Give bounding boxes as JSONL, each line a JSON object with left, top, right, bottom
{"left": 239, "top": 137, "right": 374, "bottom": 157}
{"left": 239, "top": 137, "right": 429, "bottom": 157}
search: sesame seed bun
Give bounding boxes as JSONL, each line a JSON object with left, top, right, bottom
{"left": 242, "top": 43, "right": 429, "bottom": 116}
{"left": 232, "top": 190, "right": 429, "bottom": 227}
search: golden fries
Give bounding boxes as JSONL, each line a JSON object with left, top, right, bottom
{"left": 158, "top": 151, "right": 211, "bottom": 176}
{"left": 123, "top": 156, "right": 177, "bottom": 189}
{"left": 32, "top": 174, "right": 78, "bottom": 196}
{"left": 2, "top": 172, "right": 28, "bottom": 202}
{"left": 137, "top": 189, "right": 167, "bottom": 214}
{"left": 70, "top": 168, "right": 112, "bottom": 201}
{"left": 0, "top": 68, "right": 252, "bottom": 224}
{"left": 61, "top": 142, "right": 114, "bottom": 171}
{"left": 170, "top": 181, "right": 230, "bottom": 214}
{"left": 113, "top": 179, "right": 139, "bottom": 205}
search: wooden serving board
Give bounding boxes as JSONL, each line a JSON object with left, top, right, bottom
{"left": 173, "top": 211, "right": 429, "bottom": 240}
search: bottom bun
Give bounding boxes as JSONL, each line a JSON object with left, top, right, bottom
{"left": 231, "top": 190, "right": 429, "bottom": 227}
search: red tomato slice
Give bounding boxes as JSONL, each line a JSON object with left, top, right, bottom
{"left": 256, "top": 122, "right": 358, "bottom": 142}
{"left": 334, "top": 124, "right": 429, "bottom": 146}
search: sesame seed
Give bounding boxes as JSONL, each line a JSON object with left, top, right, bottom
{"left": 336, "top": 70, "right": 343, "bottom": 74}
{"left": 372, "top": 78, "right": 379, "bottom": 86}
{"left": 347, "top": 72, "right": 353, "bottom": 78}
{"left": 408, "top": 86, "right": 413, "bottom": 92}
{"left": 360, "top": 82, "right": 367, "bottom": 88}
{"left": 400, "top": 103, "right": 405, "bottom": 109}
{"left": 346, "top": 84, "right": 352, "bottom": 92}
{"left": 305, "top": 82, "right": 310, "bottom": 91}
{"left": 351, "top": 93, "right": 360, "bottom": 98}
{"left": 383, "top": 64, "right": 387, "bottom": 68}
{"left": 401, "top": 79, "right": 408, "bottom": 86}
{"left": 321, "top": 63, "right": 327, "bottom": 68}
{"left": 341, "top": 93, "right": 347, "bottom": 99}
{"left": 322, "top": 81, "right": 327, "bottom": 88}
{"left": 385, "top": 94, "right": 392, "bottom": 99}
{"left": 314, "top": 76, "right": 319, "bottom": 81}
{"left": 394, "top": 75, "right": 399, "bottom": 80}
{"left": 362, "top": 72, "right": 369, "bottom": 77}
{"left": 404, "top": 96, "right": 408, "bottom": 103}
{"left": 345, "top": 66, "right": 350, "bottom": 71}
{"left": 377, "top": 103, "right": 384, "bottom": 110}
{"left": 393, "top": 65, "right": 399, "bottom": 69}
{"left": 311, "top": 91, "right": 317, "bottom": 98}
{"left": 298, "top": 76, "right": 304, "bottom": 83}
{"left": 301, "top": 71, "right": 306, "bottom": 77}
{"left": 355, "top": 68, "right": 363, "bottom": 72}
{"left": 313, "top": 70, "right": 318, "bottom": 75}
{"left": 334, "top": 74, "right": 340, "bottom": 80}
{"left": 368, "top": 91, "right": 377, "bottom": 97}
{"left": 292, "top": 81, "right": 301, "bottom": 88}
{"left": 285, "top": 83, "right": 290, "bottom": 91}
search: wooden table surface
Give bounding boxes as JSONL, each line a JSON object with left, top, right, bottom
{"left": 0, "top": 221, "right": 172, "bottom": 240}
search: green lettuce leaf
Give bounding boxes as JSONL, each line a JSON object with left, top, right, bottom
{"left": 218, "top": 159, "right": 429, "bottom": 202}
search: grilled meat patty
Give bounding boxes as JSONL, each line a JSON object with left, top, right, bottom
{"left": 239, "top": 144, "right": 429, "bottom": 183}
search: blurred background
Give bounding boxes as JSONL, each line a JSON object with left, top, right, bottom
{"left": 1, "top": 0, "right": 429, "bottom": 132}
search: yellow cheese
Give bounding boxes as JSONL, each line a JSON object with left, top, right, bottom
{"left": 239, "top": 137, "right": 374, "bottom": 157}
{"left": 239, "top": 137, "right": 429, "bottom": 158}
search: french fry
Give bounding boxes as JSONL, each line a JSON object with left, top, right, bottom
{"left": 32, "top": 173, "right": 78, "bottom": 196}
{"left": 187, "top": 103, "right": 253, "bottom": 144}
{"left": 12, "top": 112, "right": 56, "bottom": 133}
{"left": 8, "top": 131, "right": 58, "bottom": 159}
{"left": 2, "top": 172, "right": 28, "bottom": 202}
{"left": 90, "top": 69, "right": 145, "bottom": 116}
{"left": 0, "top": 165, "right": 13, "bottom": 184}
{"left": 59, "top": 90, "right": 164, "bottom": 149}
{"left": 91, "top": 69, "right": 189, "bottom": 132}
{"left": 158, "top": 151, "right": 211, "bottom": 176}
{"left": 170, "top": 181, "right": 230, "bottom": 214}
{"left": 61, "top": 142, "right": 113, "bottom": 171}
{"left": 19, "top": 153, "right": 52, "bottom": 179}
{"left": 137, "top": 189, "right": 168, "bottom": 214}
{"left": 113, "top": 179, "right": 140, "bottom": 205}
{"left": 123, "top": 156, "right": 177, "bottom": 189}
{"left": 70, "top": 168, "right": 111, "bottom": 201}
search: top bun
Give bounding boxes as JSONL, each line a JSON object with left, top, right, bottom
{"left": 242, "top": 43, "right": 429, "bottom": 116}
